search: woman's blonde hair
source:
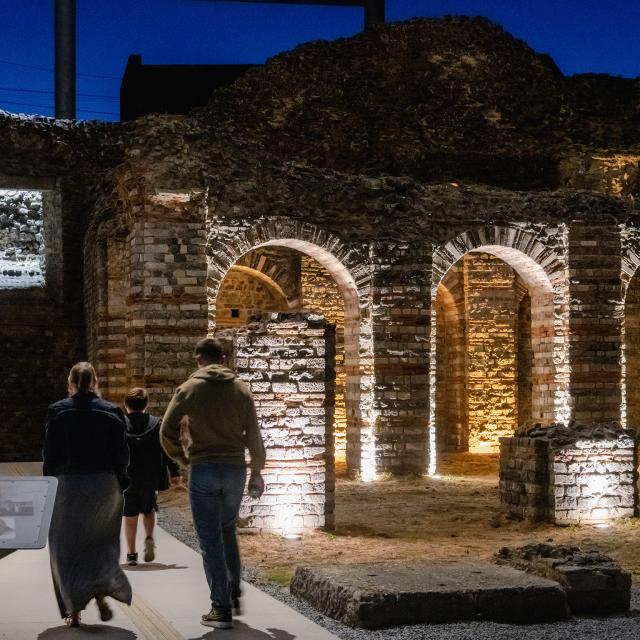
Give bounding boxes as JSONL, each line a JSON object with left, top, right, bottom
{"left": 68, "top": 362, "right": 98, "bottom": 396}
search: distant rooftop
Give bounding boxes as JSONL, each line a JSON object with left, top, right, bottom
{"left": 119, "top": 54, "right": 258, "bottom": 121}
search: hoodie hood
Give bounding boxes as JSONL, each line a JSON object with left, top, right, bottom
{"left": 190, "top": 363, "right": 237, "bottom": 383}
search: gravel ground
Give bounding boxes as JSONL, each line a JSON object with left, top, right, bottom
{"left": 158, "top": 506, "right": 640, "bottom": 640}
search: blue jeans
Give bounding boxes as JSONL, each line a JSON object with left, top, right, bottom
{"left": 189, "top": 463, "right": 246, "bottom": 608}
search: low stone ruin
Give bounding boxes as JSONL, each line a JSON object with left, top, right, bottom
{"left": 496, "top": 543, "right": 631, "bottom": 615}
{"left": 216, "top": 312, "right": 336, "bottom": 533}
{"left": 290, "top": 562, "right": 569, "bottom": 628}
{"left": 499, "top": 422, "right": 638, "bottom": 524}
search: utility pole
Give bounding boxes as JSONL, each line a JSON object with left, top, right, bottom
{"left": 363, "top": 0, "right": 384, "bottom": 28}
{"left": 55, "top": 0, "right": 76, "bottom": 119}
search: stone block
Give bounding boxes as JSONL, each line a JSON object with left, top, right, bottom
{"left": 290, "top": 563, "right": 569, "bottom": 629}
{"left": 496, "top": 543, "right": 631, "bottom": 615}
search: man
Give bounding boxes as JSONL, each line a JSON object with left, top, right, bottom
{"left": 123, "top": 387, "right": 181, "bottom": 567}
{"left": 161, "top": 338, "right": 265, "bottom": 630}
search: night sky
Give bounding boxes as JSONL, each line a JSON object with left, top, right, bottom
{"left": 0, "top": 0, "right": 638, "bottom": 121}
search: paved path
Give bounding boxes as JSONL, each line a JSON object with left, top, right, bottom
{"left": 0, "top": 463, "right": 339, "bottom": 640}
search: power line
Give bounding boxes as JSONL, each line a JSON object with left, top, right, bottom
{"left": 0, "top": 98, "right": 118, "bottom": 116}
{"left": 0, "top": 58, "right": 119, "bottom": 80}
{"left": 0, "top": 85, "right": 118, "bottom": 100}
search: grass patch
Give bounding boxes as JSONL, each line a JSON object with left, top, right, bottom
{"left": 264, "top": 566, "right": 294, "bottom": 586}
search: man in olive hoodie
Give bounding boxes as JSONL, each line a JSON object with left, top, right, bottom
{"left": 161, "top": 338, "right": 265, "bottom": 630}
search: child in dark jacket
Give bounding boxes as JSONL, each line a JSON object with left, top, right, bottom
{"left": 123, "top": 387, "right": 181, "bottom": 566}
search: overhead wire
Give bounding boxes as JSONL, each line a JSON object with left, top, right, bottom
{"left": 0, "top": 57, "right": 119, "bottom": 79}
{"left": 0, "top": 85, "right": 118, "bottom": 100}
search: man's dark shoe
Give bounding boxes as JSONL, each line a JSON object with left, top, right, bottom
{"left": 126, "top": 553, "right": 138, "bottom": 567}
{"left": 232, "top": 596, "right": 242, "bottom": 616}
{"left": 201, "top": 607, "right": 233, "bottom": 629}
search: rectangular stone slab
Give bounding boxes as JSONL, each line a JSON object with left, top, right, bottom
{"left": 290, "top": 562, "right": 570, "bottom": 629}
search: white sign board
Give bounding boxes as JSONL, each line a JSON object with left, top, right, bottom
{"left": 0, "top": 477, "right": 58, "bottom": 550}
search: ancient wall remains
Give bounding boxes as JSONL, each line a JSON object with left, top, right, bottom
{"left": 218, "top": 313, "right": 335, "bottom": 532}
{"left": 216, "top": 267, "right": 289, "bottom": 327}
{"left": 0, "top": 190, "right": 44, "bottom": 288}
{"left": 300, "top": 255, "right": 347, "bottom": 467}
{"left": 500, "top": 424, "right": 638, "bottom": 524}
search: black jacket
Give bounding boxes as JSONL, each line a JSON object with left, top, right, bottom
{"left": 42, "top": 393, "right": 129, "bottom": 487}
{"left": 125, "top": 412, "right": 180, "bottom": 491}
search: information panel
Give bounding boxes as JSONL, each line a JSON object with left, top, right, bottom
{"left": 0, "top": 477, "right": 58, "bottom": 550}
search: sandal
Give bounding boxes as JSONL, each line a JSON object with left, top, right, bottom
{"left": 96, "top": 596, "right": 113, "bottom": 622}
{"left": 64, "top": 612, "right": 81, "bottom": 627}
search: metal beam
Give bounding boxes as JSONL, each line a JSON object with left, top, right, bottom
{"left": 54, "top": 0, "right": 76, "bottom": 119}
{"left": 190, "top": 0, "right": 385, "bottom": 29}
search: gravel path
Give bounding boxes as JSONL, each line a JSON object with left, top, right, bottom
{"left": 158, "top": 508, "right": 640, "bottom": 640}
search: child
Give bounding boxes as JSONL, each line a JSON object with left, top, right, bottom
{"left": 123, "top": 387, "right": 181, "bottom": 566}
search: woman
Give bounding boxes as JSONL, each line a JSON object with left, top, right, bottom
{"left": 43, "top": 362, "right": 132, "bottom": 627}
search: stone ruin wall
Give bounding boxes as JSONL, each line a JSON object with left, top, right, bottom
{"left": 500, "top": 425, "right": 638, "bottom": 524}
{"left": 217, "top": 313, "right": 335, "bottom": 533}
{"left": 2, "top": 17, "right": 640, "bottom": 475}
{"left": 0, "top": 190, "right": 45, "bottom": 288}
{"left": 300, "top": 255, "right": 348, "bottom": 468}
{"left": 435, "top": 253, "right": 532, "bottom": 454}
{"left": 215, "top": 267, "right": 289, "bottom": 327}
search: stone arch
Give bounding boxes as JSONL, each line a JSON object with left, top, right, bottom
{"left": 620, "top": 228, "right": 640, "bottom": 428}
{"left": 206, "top": 217, "right": 374, "bottom": 478}
{"left": 430, "top": 225, "right": 570, "bottom": 471}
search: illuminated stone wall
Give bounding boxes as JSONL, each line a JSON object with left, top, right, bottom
{"left": 435, "top": 253, "right": 531, "bottom": 454}
{"left": 0, "top": 190, "right": 44, "bottom": 288}
{"left": 568, "top": 223, "right": 624, "bottom": 423}
{"left": 300, "top": 255, "right": 347, "bottom": 467}
{"left": 464, "top": 253, "right": 522, "bottom": 452}
{"left": 216, "top": 267, "right": 289, "bottom": 327}
{"left": 500, "top": 425, "right": 638, "bottom": 524}
{"left": 218, "top": 313, "right": 335, "bottom": 533}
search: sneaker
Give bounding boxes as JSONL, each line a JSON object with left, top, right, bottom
{"left": 201, "top": 607, "right": 233, "bottom": 629}
{"left": 143, "top": 536, "right": 155, "bottom": 563}
{"left": 126, "top": 553, "right": 138, "bottom": 566}
{"left": 232, "top": 596, "right": 242, "bottom": 616}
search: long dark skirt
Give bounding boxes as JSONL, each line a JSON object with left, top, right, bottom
{"left": 49, "top": 472, "right": 132, "bottom": 617}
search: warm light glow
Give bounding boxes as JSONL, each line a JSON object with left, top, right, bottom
{"left": 428, "top": 425, "right": 437, "bottom": 476}
{"left": 282, "top": 533, "right": 302, "bottom": 541}
{"left": 594, "top": 523, "right": 611, "bottom": 530}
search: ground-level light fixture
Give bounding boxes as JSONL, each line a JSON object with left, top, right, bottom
{"left": 282, "top": 533, "right": 303, "bottom": 541}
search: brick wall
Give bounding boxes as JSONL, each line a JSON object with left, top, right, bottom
{"left": 568, "top": 223, "right": 623, "bottom": 422}
{"left": 300, "top": 255, "right": 348, "bottom": 467}
{"left": 371, "top": 242, "right": 431, "bottom": 474}
{"left": 217, "top": 313, "right": 335, "bottom": 532}
{"left": 216, "top": 267, "right": 289, "bottom": 327}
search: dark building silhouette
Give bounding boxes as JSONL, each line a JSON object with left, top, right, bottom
{"left": 120, "top": 54, "right": 257, "bottom": 121}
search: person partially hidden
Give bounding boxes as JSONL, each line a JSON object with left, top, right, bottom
{"left": 122, "top": 387, "right": 181, "bottom": 567}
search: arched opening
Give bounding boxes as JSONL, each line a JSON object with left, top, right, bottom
{"left": 206, "top": 224, "right": 373, "bottom": 480}
{"left": 431, "top": 229, "right": 569, "bottom": 475}
{"left": 624, "top": 268, "right": 640, "bottom": 429}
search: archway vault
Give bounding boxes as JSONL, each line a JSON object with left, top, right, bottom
{"left": 430, "top": 224, "right": 570, "bottom": 473}
{"left": 206, "top": 218, "right": 375, "bottom": 479}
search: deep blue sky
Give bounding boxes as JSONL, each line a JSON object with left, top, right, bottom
{"left": 0, "top": 0, "right": 638, "bottom": 121}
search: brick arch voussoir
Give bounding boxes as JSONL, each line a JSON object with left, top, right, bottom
{"left": 206, "top": 218, "right": 370, "bottom": 309}
{"left": 432, "top": 225, "right": 558, "bottom": 290}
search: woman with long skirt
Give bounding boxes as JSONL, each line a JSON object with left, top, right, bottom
{"left": 43, "top": 362, "right": 132, "bottom": 627}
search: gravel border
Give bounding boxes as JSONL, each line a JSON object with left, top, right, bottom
{"left": 158, "top": 508, "right": 640, "bottom": 640}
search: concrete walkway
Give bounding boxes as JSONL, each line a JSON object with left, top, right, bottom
{"left": 0, "top": 463, "right": 339, "bottom": 640}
